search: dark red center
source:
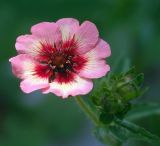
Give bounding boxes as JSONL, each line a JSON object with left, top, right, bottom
{"left": 34, "top": 37, "right": 87, "bottom": 84}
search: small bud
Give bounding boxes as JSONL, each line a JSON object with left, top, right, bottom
{"left": 116, "top": 68, "right": 145, "bottom": 101}
{"left": 90, "top": 67, "right": 147, "bottom": 124}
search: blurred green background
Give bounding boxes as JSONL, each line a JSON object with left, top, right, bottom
{"left": 0, "top": 0, "right": 160, "bottom": 146}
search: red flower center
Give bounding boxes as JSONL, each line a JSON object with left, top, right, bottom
{"left": 47, "top": 52, "right": 75, "bottom": 83}
{"left": 35, "top": 38, "right": 87, "bottom": 84}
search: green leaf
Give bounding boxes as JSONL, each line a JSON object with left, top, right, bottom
{"left": 111, "top": 119, "right": 160, "bottom": 144}
{"left": 94, "top": 118, "right": 160, "bottom": 145}
{"left": 126, "top": 103, "right": 160, "bottom": 121}
{"left": 94, "top": 125, "right": 122, "bottom": 146}
{"left": 109, "top": 123, "right": 134, "bottom": 142}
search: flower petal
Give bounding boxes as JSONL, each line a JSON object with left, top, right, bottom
{"left": 31, "top": 22, "right": 61, "bottom": 44}
{"left": 43, "top": 75, "right": 93, "bottom": 98}
{"left": 78, "top": 51, "right": 110, "bottom": 79}
{"left": 20, "top": 77, "right": 49, "bottom": 93}
{"left": 9, "top": 54, "right": 37, "bottom": 79}
{"left": 92, "top": 39, "right": 111, "bottom": 59}
{"left": 9, "top": 54, "right": 49, "bottom": 93}
{"left": 56, "top": 18, "right": 79, "bottom": 41}
{"left": 15, "top": 34, "right": 41, "bottom": 54}
{"left": 75, "top": 21, "right": 99, "bottom": 54}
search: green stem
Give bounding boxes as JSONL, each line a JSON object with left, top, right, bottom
{"left": 115, "top": 118, "right": 160, "bottom": 144}
{"left": 75, "top": 96, "right": 99, "bottom": 125}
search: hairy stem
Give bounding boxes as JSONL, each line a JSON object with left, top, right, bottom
{"left": 75, "top": 96, "right": 99, "bottom": 125}
{"left": 115, "top": 118, "right": 160, "bottom": 144}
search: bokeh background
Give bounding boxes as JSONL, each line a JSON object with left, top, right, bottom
{"left": 0, "top": 0, "right": 160, "bottom": 146}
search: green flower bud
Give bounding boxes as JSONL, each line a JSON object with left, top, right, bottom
{"left": 90, "top": 67, "right": 146, "bottom": 124}
{"left": 116, "top": 68, "right": 144, "bottom": 101}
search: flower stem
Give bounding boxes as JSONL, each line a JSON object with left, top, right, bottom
{"left": 75, "top": 96, "right": 99, "bottom": 125}
{"left": 115, "top": 118, "right": 160, "bottom": 144}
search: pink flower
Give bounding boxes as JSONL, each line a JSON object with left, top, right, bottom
{"left": 9, "top": 18, "right": 111, "bottom": 98}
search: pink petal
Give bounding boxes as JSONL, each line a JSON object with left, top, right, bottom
{"left": 31, "top": 22, "right": 61, "bottom": 44}
{"left": 78, "top": 52, "right": 110, "bottom": 79}
{"left": 92, "top": 39, "right": 111, "bottom": 59}
{"left": 56, "top": 18, "right": 79, "bottom": 41}
{"left": 75, "top": 21, "right": 99, "bottom": 54}
{"left": 9, "top": 54, "right": 36, "bottom": 79}
{"left": 15, "top": 35, "right": 40, "bottom": 54}
{"left": 9, "top": 54, "right": 49, "bottom": 93}
{"left": 43, "top": 75, "right": 93, "bottom": 98}
{"left": 20, "top": 77, "right": 49, "bottom": 93}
